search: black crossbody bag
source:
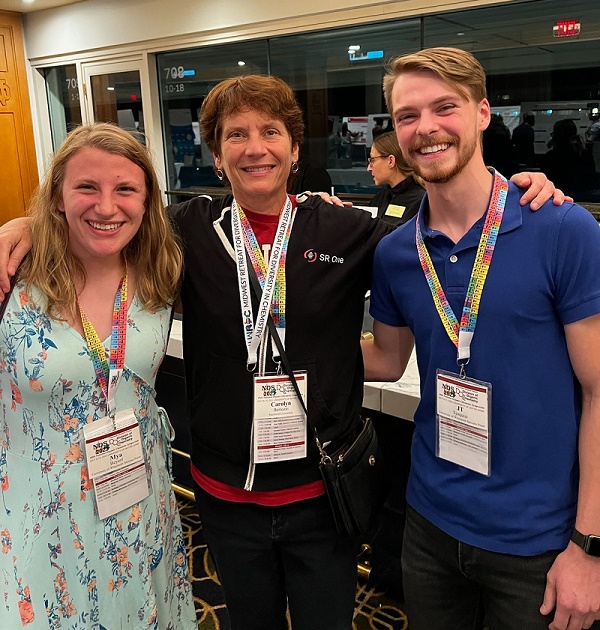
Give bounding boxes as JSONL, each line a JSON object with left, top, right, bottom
{"left": 247, "top": 264, "right": 390, "bottom": 537}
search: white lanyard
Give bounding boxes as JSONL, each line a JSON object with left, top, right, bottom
{"left": 232, "top": 197, "right": 294, "bottom": 367}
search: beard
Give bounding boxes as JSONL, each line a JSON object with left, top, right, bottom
{"left": 406, "top": 133, "right": 478, "bottom": 184}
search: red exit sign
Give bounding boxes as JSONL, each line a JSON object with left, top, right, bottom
{"left": 553, "top": 19, "right": 581, "bottom": 38}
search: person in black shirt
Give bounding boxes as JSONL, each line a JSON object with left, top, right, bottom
{"left": 483, "top": 113, "right": 518, "bottom": 177}
{"left": 367, "top": 131, "right": 425, "bottom": 226}
{"left": 289, "top": 143, "right": 332, "bottom": 195}
{"left": 512, "top": 111, "right": 537, "bottom": 168}
{"left": 538, "top": 118, "right": 597, "bottom": 199}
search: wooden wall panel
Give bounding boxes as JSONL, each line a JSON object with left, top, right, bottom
{"left": 0, "top": 12, "right": 38, "bottom": 225}
{"left": 0, "top": 32, "right": 8, "bottom": 71}
{"left": 0, "top": 113, "right": 23, "bottom": 216}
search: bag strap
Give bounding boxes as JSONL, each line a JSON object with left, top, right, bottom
{"left": 246, "top": 257, "right": 330, "bottom": 459}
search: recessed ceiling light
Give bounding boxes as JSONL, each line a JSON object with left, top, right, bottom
{"left": 238, "top": 61, "right": 246, "bottom": 66}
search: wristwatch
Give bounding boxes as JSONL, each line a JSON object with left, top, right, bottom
{"left": 571, "top": 528, "right": 600, "bottom": 557}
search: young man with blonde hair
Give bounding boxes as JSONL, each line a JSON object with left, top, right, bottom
{"left": 364, "top": 47, "right": 600, "bottom": 630}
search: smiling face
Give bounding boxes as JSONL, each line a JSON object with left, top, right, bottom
{"left": 58, "top": 146, "right": 147, "bottom": 266}
{"left": 391, "top": 70, "right": 489, "bottom": 184}
{"left": 214, "top": 109, "right": 299, "bottom": 213}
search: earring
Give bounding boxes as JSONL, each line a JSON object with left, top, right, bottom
{"left": 216, "top": 168, "right": 224, "bottom": 181}
{"left": 291, "top": 162, "right": 299, "bottom": 174}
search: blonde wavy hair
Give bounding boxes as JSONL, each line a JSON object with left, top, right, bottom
{"left": 20, "top": 122, "right": 182, "bottom": 320}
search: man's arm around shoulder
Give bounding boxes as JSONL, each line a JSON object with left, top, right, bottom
{"left": 362, "top": 320, "right": 414, "bottom": 382}
{"left": 0, "top": 216, "right": 33, "bottom": 297}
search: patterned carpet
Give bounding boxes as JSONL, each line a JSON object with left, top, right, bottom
{"left": 177, "top": 497, "right": 409, "bottom": 629}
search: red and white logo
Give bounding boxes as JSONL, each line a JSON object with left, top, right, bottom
{"left": 303, "top": 249, "right": 344, "bottom": 264}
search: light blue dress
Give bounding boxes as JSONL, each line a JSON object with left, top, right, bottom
{"left": 0, "top": 283, "right": 196, "bottom": 629}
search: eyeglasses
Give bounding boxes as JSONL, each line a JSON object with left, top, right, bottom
{"left": 367, "top": 155, "right": 390, "bottom": 165}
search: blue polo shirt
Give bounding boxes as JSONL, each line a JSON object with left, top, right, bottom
{"left": 370, "top": 182, "right": 600, "bottom": 555}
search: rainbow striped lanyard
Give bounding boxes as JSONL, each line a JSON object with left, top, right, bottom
{"left": 236, "top": 202, "right": 292, "bottom": 330}
{"left": 79, "top": 272, "right": 128, "bottom": 414}
{"left": 416, "top": 171, "right": 508, "bottom": 372}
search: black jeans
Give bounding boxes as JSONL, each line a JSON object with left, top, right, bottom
{"left": 194, "top": 483, "right": 360, "bottom": 630}
{"left": 402, "top": 504, "right": 564, "bottom": 630}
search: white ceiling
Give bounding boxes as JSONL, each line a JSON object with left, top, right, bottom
{"left": 0, "top": 0, "right": 84, "bottom": 13}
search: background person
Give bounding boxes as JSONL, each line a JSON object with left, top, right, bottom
{"left": 363, "top": 46, "right": 600, "bottom": 630}
{"left": 327, "top": 117, "right": 342, "bottom": 166}
{"left": 367, "top": 131, "right": 425, "bottom": 226}
{"left": 339, "top": 121, "right": 361, "bottom": 159}
{"left": 584, "top": 108, "right": 600, "bottom": 178}
{"left": 0, "top": 123, "right": 196, "bottom": 629}
{"left": 372, "top": 117, "right": 385, "bottom": 140}
{"left": 0, "top": 76, "right": 569, "bottom": 630}
{"left": 482, "top": 112, "right": 518, "bottom": 177}
{"left": 289, "top": 141, "right": 333, "bottom": 195}
{"left": 539, "top": 118, "right": 597, "bottom": 199}
{"left": 512, "top": 111, "right": 537, "bottom": 167}
{"left": 585, "top": 109, "right": 600, "bottom": 145}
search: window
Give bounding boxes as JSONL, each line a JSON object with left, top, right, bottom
{"left": 43, "top": 65, "right": 82, "bottom": 150}
{"left": 156, "top": 0, "right": 600, "bottom": 203}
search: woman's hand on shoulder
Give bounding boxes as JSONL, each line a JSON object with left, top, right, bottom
{"left": 510, "top": 171, "right": 574, "bottom": 210}
{"left": 299, "top": 191, "right": 353, "bottom": 207}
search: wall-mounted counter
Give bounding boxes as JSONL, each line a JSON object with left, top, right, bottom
{"left": 363, "top": 350, "right": 420, "bottom": 420}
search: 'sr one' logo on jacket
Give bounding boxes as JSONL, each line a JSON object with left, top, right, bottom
{"left": 303, "top": 249, "right": 344, "bottom": 264}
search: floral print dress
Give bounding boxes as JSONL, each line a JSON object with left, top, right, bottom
{"left": 0, "top": 284, "right": 196, "bottom": 629}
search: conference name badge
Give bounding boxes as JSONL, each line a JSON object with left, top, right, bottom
{"left": 435, "top": 370, "right": 492, "bottom": 476}
{"left": 252, "top": 372, "right": 307, "bottom": 463}
{"left": 83, "top": 408, "right": 149, "bottom": 519}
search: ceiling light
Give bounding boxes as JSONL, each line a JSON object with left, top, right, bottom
{"left": 238, "top": 61, "right": 246, "bottom": 66}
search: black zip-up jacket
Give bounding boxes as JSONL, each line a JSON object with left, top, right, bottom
{"left": 370, "top": 175, "right": 425, "bottom": 227}
{"left": 168, "top": 194, "right": 392, "bottom": 492}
